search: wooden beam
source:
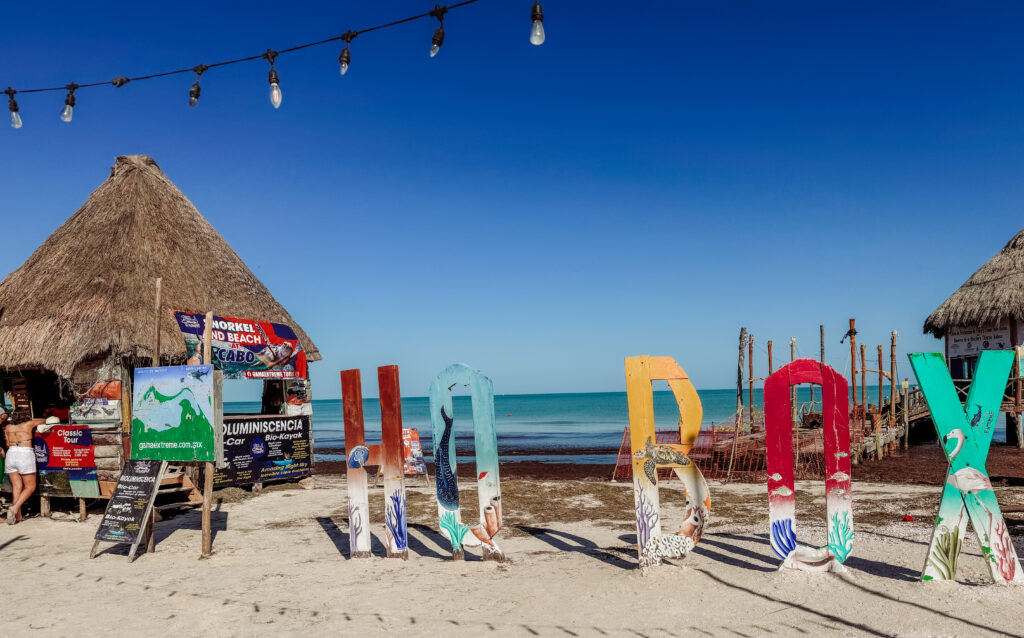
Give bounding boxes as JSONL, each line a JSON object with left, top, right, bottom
{"left": 202, "top": 311, "right": 214, "bottom": 558}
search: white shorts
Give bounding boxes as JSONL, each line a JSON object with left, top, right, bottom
{"left": 4, "top": 447, "right": 36, "bottom": 475}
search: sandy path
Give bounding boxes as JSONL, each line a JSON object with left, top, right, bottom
{"left": 1, "top": 479, "right": 1022, "bottom": 637}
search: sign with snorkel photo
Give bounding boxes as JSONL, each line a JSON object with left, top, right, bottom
{"left": 173, "top": 311, "right": 307, "bottom": 380}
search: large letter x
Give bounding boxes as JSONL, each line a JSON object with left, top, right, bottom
{"left": 909, "top": 351, "right": 1023, "bottom": 583}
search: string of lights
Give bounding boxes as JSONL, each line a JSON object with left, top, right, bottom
{"left": 3, "top": 1, "right": 545, "bottom": 128}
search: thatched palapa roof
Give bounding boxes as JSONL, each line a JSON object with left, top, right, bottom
{"left": 924, "top": 227, "right": 1024, "bottom": 337}
{"left": 0, "top": 155, "right": 320, "bottom": 378}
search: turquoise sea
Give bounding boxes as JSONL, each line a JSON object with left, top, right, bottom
{"left": 225, "top": 386, "right": 952, "bottom": 465}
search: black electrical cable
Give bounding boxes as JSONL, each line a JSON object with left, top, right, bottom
{"left": 7, "top": 0, "right": 482, "bottom": 95}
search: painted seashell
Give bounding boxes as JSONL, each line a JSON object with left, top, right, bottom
{"left": 484, "top": 505, "right": 501, "bottom": 537}
{"left": 348, "top": 445, "right": 370, "bottom": 469}
{"left": 471, "top": 526, "right": 494, "bottom": 546}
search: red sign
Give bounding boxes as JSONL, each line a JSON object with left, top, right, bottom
{"left": 35, "top": 425, "right": 96, "bottom": 469}
{"left": 402, "top": 428, "right": 427, "bottom": 475}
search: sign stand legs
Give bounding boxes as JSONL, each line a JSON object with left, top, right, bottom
{"left": 201, "top": 311, "right": 215, "bottom": 559}
{"left": 202, "top": 461, "right": 213, "bottom": 558}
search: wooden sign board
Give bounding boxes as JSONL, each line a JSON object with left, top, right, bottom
{"left": 909, "top": 351, "right": 1023, "bottom": 583}
{"left": 624, "top": 356, "right": 710, "bottom": 571}
{"left": 130, "top": 365, "right": 223, "bottom": 465}
{"left": 428, "top": 363, "right": 504, "bottom": 561}
{"left": 91, "top": 459, "right": 167, "bottom": 562}
{"left": 341, "top": 366, "right": 409, "bottom": 559}
{"left": 764, "top": 359, "right": 852, "bottom": 572}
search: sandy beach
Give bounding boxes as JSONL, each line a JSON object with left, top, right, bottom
{"left": 2, "top": 477, "right": 1022, "bottom": 637}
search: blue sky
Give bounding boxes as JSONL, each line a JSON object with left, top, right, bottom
{"left": 2, "top": 2, "right": 1023, "bottom": 399}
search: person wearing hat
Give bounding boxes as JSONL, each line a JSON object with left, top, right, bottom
{"left": 2, "top": 412, "right": 51, "bottom": 525}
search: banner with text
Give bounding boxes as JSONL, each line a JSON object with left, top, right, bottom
{"left": 95, "top": 459, "right": 165, "bottom": 545}
{"left": 33, "top": 425, "right": 100, "bottom": 498}
{"left": 174, "top": 311, "right": 307, "bottom": 380}
{"left": 215, "top": 415, "right": 313, "bottom": 487}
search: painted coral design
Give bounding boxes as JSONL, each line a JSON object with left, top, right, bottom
{"left": 770, "top": 518, "right": 797, "bottom": 560}
{"left": 826, "top": 511, "right": 854, "bottom": 562}
{"left": 385, "top": 491, "right": 408, "bottom": 552}
{"left": 439, "top": 510, "right": 472, "bottom": 552}
{"left": 634, "top": 487, "right": 659, "bottom": 550}
{"left": 990, "top": 516, "right": 1016, "bottom": 582}
{"left": 926, "top": 524, "right": 962, "bottom": 581}
{"left": 348, "top": 504, "right": 363, "bottom": 546}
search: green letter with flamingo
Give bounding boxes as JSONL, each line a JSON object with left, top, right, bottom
{"left": 909, "top": 351, "right": 1023, "bottom": 584}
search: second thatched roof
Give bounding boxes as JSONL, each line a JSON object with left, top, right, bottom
{"left": 0, "top": 154, "right": 320, "bottom": 378}
{"left": 924, "top": 227, "right": 1024, "bottom": 337}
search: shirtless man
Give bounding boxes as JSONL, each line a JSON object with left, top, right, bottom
{"left": 2, "top": 411, "right": 44, "bottom": 525}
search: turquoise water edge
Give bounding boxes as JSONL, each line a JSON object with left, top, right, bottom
{"left": 226, "top": 386, "right": 960, "bottom": 465}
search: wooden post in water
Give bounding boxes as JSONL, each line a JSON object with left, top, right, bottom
{"left": 727, "top": 328, "right": 747, "bottom": 481}
{"left": 902, "top": 379, "right": 910, "bottom": 449}
{"left": 848, "top": 319, "right": 858, "bottom": 438}
{"left": 790, "top": 337, "right": 797, "bottom": 426}
{"left": 748, "top": 335, "right": 755, "bottom": 430}
{"left": 860, "top": 344, "right": 867, "bottom": 434}
{"left": 767, "top": 340, "right": 774, "bottom": 374}
{"left": 876, "top": 345, "right": 884, "bottom": 460}
{"left": 877, "top": 346, "right": 884, "bottom": 414}
{"left": 820, "top": 325, "right": 826, "bottom": 364}
{"left": 791, "top": 336, "right": 799, "bottom": 474}
{"left": 201, "top": 311, "right": 214, "bottom": 559}
{"left": 811, "top": 325, "right": 824, "bottom": 407}
{"left": 889, "top": 331, "right": 897, "bottom": 451}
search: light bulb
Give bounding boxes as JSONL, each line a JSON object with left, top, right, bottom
{"left": 60, "top": 85, "right": 77, "bottom": 123}
{"left": 189, "top": 82, "right": 201, "bottom": 108}
{"left": 530, "top": 20, "right": 545, "bottom": 45}
{"left": 10, "top": 110, "right": 22, "bottom": 129}
{"left": 530, "top": 2, "right": 545, "bottom": 45}
{"left": 431, "top": 26, "right": 445, "bottom": 58}
{"left": 339, "top": 46, "right": 351, "bottom": 76}
{"left": 268, "top": 68, "right": 282, "bottom": 108}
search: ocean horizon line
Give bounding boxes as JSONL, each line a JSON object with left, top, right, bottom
{"left": 225, "top": 385, "right": 896, "bottom": 405}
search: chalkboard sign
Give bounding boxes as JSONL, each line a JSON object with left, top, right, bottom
{"left": 215, "top": 415, "right": 312, "bottom": 487}
{"left": 91, "top": 459, "right": 167, "bottom": 561}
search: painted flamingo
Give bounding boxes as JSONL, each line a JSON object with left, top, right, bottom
{"left": 943, "top": 429, "right": 993, "bottom": 516}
